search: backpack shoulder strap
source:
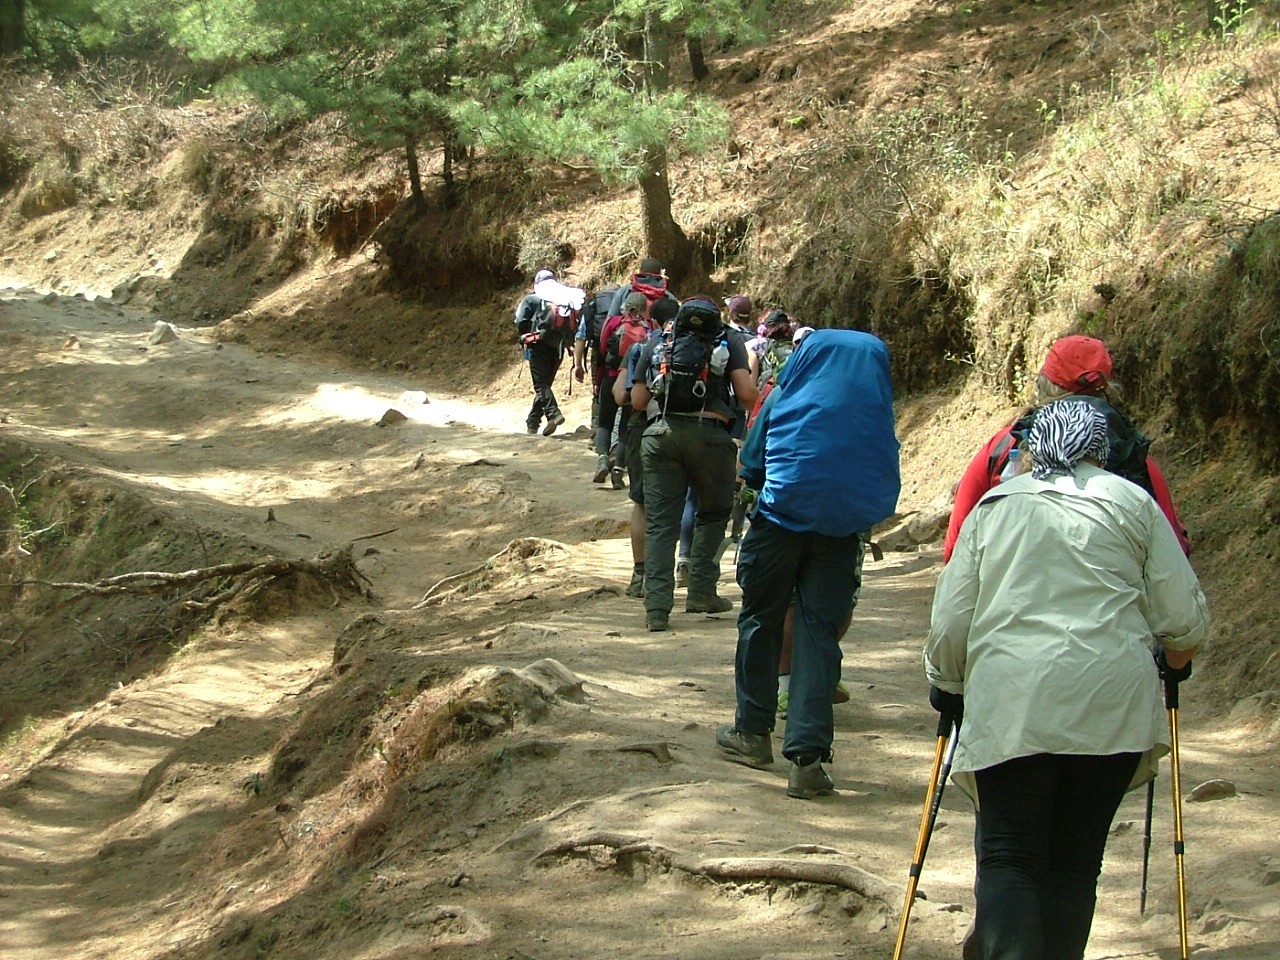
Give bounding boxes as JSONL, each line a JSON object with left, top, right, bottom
{"left": 986, "top": 414, "right": 1032, "bottom": 484}
{"left": 986, "top": 432, "right": 1016, "bottom": 484}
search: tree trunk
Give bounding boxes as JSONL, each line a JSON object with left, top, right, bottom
{"left": 405, "top": 137, "right": 426, "bottom": 213}
{"left": 442, "top": 131, "right": 462, "bottom": 211}
{"left": 0, "top": 0, "right": 24, "bottom": 57}
{"left": 640, "top": 148, "right": 691, "bottom": 283}
{"left": 641, "top": 11, "right": 692, "bottom": 283}
{"left": 440, "top": 13, "right": 460, "bottom": 211}
{"left": 687, "top": 36, "right": 708, "bottom": 82}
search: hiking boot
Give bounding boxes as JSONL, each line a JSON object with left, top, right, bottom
{"left": 646, "top": 612, "right": 669, "bottom": 632}
{"left": 610, "top": 467, "right": 625, "bottom": 490}
{"left": 716, "top": 724, "right": 774, "bottom": 768}
{"left": 625, "top": 571, "right": 645, "bottom": 598}
{"left": 787, "top": 758, "right": 835, "bottom": 800}
{"left": 542, "top": 413, "right": 566, "bottom": 436}
{"left": 526, "top": 423, "right": 540, "bottom": 435}
{"left": 686, "top": 593, "right": 732, "bottom": 614}
{"left": 593, "top": 454, "right": 610, "bottom": 483}
{"left": 833, "top": 680, "right": 851, "bottom": 705}
{"left": 674, "top": 558, "right": 690, "bottom": 588}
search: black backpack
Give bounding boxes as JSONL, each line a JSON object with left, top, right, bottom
{"left": 989, "top": 395, "right": 1154, "bottom": 493}
{"left": 515, "top": 294, "right": 551, "bottom": 333}
{"left": 516, "top": 294, "right": 575, "bottom": 350}
{"left": 648, "top": 300, "right": 727, "bottom": 414}
{"left": 582, "top": 287, "right": 618, "bottom": 368}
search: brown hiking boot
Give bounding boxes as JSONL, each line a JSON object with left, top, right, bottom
{"left": 787, "top": 758, "right": 835, "bottom": 800}
{"left": 716, "top": 724, "right": 774, "bottom": 767}
{"left": 686, "top": 594, "right": 732, "bottom": 614}
{"left": 542, "top": 413, "right": 566, "bottom": 436}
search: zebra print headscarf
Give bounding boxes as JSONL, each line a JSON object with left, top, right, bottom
{"left": 1028, "top": 399, "right": 1110, "bottom": 480}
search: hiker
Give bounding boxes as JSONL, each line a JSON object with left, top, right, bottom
{"left": 738, "top": 318, "right": 850, "bottom": 717}
{"left": 593, "top": 291, "right": 655, "bottom": 487}
{"left": 723, "top": 295, "right": 758, "bottom": 440}
{"left": 514, "top": 269, "right": 583, "bottom": 436}
{"left": 607, "top": 257, "right": 678, "bottom": 321}
{"left": 614, "top": 297, "right": 680, "bottom": 597}
{"left": 630, "top": 295, "right": 758, "bottom": 632}
{"left": 746, "top": 309, "right": 796, "bottom": 388}
{"left": 724, "top": 295, "right": 755, "bottom": 336}
{"left": 571, "top": 284, "right": 620, "bottom": 431}
{"left": 924, "top": 398, "right": 1209, "bottom": 960}
{"left": 945, "top": 334, "right": 1190, "bottom": 561}
{"left": 717, "top": 330, "right": 900, "bottom": 799}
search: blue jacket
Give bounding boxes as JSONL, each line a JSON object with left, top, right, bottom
{"left": 739, "top": 329, "right": 900, "bottom": 536}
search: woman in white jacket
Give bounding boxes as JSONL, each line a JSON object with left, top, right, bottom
{"left": 924, "top": 399, "right": 1209, "bottom": 960}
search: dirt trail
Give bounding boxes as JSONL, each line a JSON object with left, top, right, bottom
{"left": 1, "top": 287, "right": 1277, "bottom": 960}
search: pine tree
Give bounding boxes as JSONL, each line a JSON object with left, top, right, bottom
{"left": 451, "top": 0, "right": 766, "bottom": 281}
{"left": 225, "top": 0, "right": 505, "bottom": 210}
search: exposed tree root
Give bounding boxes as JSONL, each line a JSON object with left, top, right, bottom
{"left": 413, "top": 537, "right": 569, "bottom": 608}
{"left": 533, "top": 832, "right": 894, "bottom": 905}
{"left": 6, "top": 545, "right": 374, "bottom": 617}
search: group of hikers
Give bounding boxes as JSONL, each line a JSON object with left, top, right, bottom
{"left": 510, "top": 263, "right": 1210, "bottom": 960}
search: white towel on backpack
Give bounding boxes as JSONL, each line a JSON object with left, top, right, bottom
{"left": 534, "top": 278, "right": 586, "bottom": 311}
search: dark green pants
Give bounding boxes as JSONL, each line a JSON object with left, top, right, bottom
{"left": 640, "top": 417, "right": 737, "bottom": 616}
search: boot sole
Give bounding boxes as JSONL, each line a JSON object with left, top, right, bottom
{"left": 719, "top": 748, "right": 773, "bottom": 769}
{"left": 787, "top": 785, "right": 835, "bottom": 800}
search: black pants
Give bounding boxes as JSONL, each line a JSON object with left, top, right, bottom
{"left": 526, "top": 344, "right": 563, "bottom": 429}
{"left": 595, "top": 372, "right": 626, "bottom": 461}
{"left": 973, "top": 751, "right": 1141, "bottom": 960}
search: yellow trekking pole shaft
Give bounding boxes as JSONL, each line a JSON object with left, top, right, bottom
{"left": 892, "top": 711, "right": 956, "bottom": 960}
{"left": 1167, "top": 686, "right": 1189, "bottom": 960}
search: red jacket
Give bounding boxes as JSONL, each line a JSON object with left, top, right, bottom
{"left": 943, "top": 424, "right": 1191, "bottom": 562}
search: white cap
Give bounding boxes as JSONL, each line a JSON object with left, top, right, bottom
{"left": 792, "top": 325, "right": 816, "bottom": 344}
{"left": 534, "top": 268, "right": 555, "bottom": 284}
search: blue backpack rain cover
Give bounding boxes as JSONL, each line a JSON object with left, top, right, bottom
{"left": 744, "top": 329, "right": 900, "bottom": 536}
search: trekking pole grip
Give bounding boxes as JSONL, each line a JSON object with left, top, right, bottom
{"left": 1164, "top": 674, "right": 1181, "bottom": 710}
{"left": 935, "top": 709, "right": 955, "bottom": 738}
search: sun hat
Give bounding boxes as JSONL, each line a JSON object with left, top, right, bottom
{"left": 534, "top": 268, "right": 555, "bottom": 284}
{"left": 1041, "top": 335, "right": 1113, "bottom": 392}
{"left": 726, "top": 295, "right": 753, "bottom": 317}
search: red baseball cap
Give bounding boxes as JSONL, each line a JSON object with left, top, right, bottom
{"left": 1041, "top": 335, "right": 1113, "bottom": 392}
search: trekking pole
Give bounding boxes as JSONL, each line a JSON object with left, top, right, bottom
{"left": 891, "top": 708, "right": 959, "bottom": 960}
{"left": 1165, "top": 670, "right": 1190, "bottom": 960}
{"left": 1139, "top": 776, "right": 1155, "bottom": 914}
